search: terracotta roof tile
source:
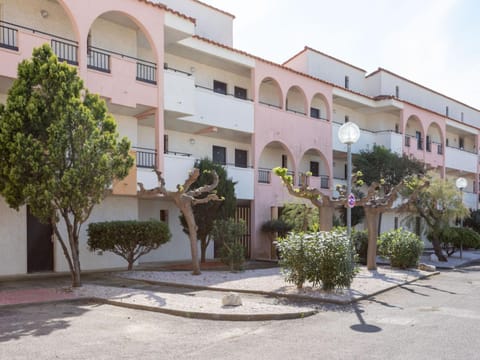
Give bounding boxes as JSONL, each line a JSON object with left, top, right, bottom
{"left": 138, "top": 0, "right": 196, "bottom": 24}
{"left": 283, "top": 46, "right": 366, "bottom": 73}
{"left": 192, "top": 0, "right": 235, "bottom": 18}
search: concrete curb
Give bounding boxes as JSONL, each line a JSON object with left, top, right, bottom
{"left": 124, "top": 270, "right": 440, "bottom": 306}
{"left": 93, "top": 297, "right": 318, "bottom": 321}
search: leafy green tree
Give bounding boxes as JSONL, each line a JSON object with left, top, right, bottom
{"left": 280, "top": 203, "right": 319, "bottom": 232}
{"left": 0, "top": 45, "right": 133, "bottom": 287}
{"left": 400, "top": 172, "right": 469, "bottom": 261}
{"left": 179, "top": 158, "right": 236, "bottom": 263}
{"left": 353, "top": 145, "right": 425, "bottom": 234}
{"left": 211, "top": 218, "right": 246, "bottom": 271}
{"left": 87, "top": 220, "right": 171, "bottom": 270}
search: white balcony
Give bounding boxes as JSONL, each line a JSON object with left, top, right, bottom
{"left": 164, "top": 68, "right": 195, "bottom": 115}
{"left": 225, "top": 165, "right": 254, "bottom": 200}
{"left": 332, "top": 123, "right": 403, "bottom": 154}
{"left": 445, "top": 146, "right": 478, "bottom": 173}
{"left": 463, "top": 192, "right": 478, "bottom": 211}
{"left": 182, "top": 86, "right": 254, "bottom": 133}
{"left": 163, "top": 153, "right": 196, "bottom": 191}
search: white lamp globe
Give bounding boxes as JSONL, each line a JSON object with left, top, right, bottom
{"left": 338, "top": 122, "right": 360, "bottom": 145}
{"left": 456, "top": 177, "right": 467, "bottom": 190}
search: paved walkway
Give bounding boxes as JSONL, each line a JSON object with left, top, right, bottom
{"left": 1, "top": 251, "right": 479, "bottom": 321}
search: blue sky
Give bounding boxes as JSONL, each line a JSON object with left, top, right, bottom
{"left": 204, "top": 0, "right": 480, "bottom": 109}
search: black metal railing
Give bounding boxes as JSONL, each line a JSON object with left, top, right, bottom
{"left": 87, "top": 47, "right": 110, "bottom": 73}
{"left": 258, "top": 168, "right": 271, "bottom": 184}
{"left": 320, "top": 175, "right": 329, "bottom": 189}
{"left": 0, "top": 23, "right": 18, "bottom": 51}
{"left": 164, "top": 64, "right": 192, "bottom": 76}
{"left": 417, "top": 138, "right": 423, "bottom": 150}
{"left": 259, "top": 100, "right": 282, "bottom": 109}
{"left": 164, "top": 150, "right": 192, "bottom": 157}
{"left": 426, "top": 140, "right": 431, "bottom": 152}
{"left": 436, "top": 143, "right": 443, "bottom": 155}
{"left": 137, "top": 61, "right": 156, "bottom": 84}
{"left": 134, "top": 148, "right": 156, "bottom": 168}
{"left": 286, "top": 108, "right": 306, "bottom": 116}
{"left": 195, "top": 84, "right": 253, "bottom": 102}
{"left": 51, "top": 39, "right": 78, "bottom": 65}
{"left": 445, "top": 144, "right": 478, "bottom": 154}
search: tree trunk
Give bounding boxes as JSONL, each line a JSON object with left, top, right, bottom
{"left": 319, "top": 206, "right": 333, "bottom": 231}
{"left": 200, "top": 238, "right": 207, "bottom": 263}
{"left": 182, "top": 205, "right": 201, "bottom": 275}
{"left": 365, "top": 209, "right": 379, "bottom": 270}
{"left": 431, "top": 234, "right": 448, "bottom": 262}
{"left": 71, "top": 249, "right": 82, "bottom": 287}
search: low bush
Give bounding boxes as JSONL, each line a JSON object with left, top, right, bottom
{"left": 276, "top": 229, "right": 357, "bottom": 291}
{"left": 439, "top": 227, "right": 480, "bottom": 256}
{"left": 87, "top": 220, "right": 171, "bottom": 270}
{"left": 377, "top": 228, "right": 423, "bottom": 269}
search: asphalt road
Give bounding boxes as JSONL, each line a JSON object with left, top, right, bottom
{"left": 1, "top": 263, "right": 480, "bottom": 360}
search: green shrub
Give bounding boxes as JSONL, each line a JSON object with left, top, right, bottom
{"left": 211, "top": 219, "right": 246, "bottom": 271}
{"left": 276, "top": 229, "right": 357, "bottom": 291}
{"left": 261, "top": 219, "right": 293, "bottom": 237}
{"left": 377, "top": 228, "right": 423, "bottom": 269}
{"left": 439, "top": 227, "right": 480, "bottom": 256}
{"left": 87, "top": 220, "right": 171, "bottom": 270}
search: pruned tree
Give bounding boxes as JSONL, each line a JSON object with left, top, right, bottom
{"left": 138, "top": 168, "right": 222, "bottom": 275}
{"left": 179, "top": 158, "right": 236, "bottom": 263}
{"left": 353, "top": 145, "right": 425, "bottom": 235}
{"left": 399, "top": 172, "right": 468, "bottom": 261}
{"left": 274, "top": 167, "right": 422, "bottom": 269}
{"left": 0, "top": 45, "right": 133, "bottom": 287}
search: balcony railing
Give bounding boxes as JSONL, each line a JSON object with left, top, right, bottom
{"left": 137, "top": 61, "right": 156, "bottom": 84}
{"left": 258, "top": 168, "right": 271, "bottom": 184}
{"left": 134, "top": 147, "right": 156, "bottom": 169}
{"left": 51, "top": 39, "right": 78, "bottom": 65}
{"left": 87, "top": 47, "right": 110, "bottom": 73}
{"left": 195, "top": 84, "right": 253, "bottom": 102}
{"left": 0, "top": 22, "right": 18, "bottom": 51}
{"left": 320, "top": 175, "right": 329, "bottom": 189}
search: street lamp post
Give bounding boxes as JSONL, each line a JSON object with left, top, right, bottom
{"left": 338, "top": 122, "right": 361, "bottom": 240}
{"left": 456, "top": 177, "right": 467, "bottom": 259}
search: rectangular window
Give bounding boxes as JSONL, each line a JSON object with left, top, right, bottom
{"left": 160, "top": 209, "right": 168, "bottom": 223}
{"left": 309, "top": 161, "right": 319, "bottom": 177}
{"left": 212, "top": 145, "right": 226, "bottom": 165}
{"left": 459, "top": 137, "right": 464, "bottom": 149}
{"left": 163, "top": 134, "right": 168, "bottom": 154}
{"left": 281, "top": 154, "right": 287, "bottom": 168}
{"left": 234, "top": 86, "right": 247, "bottom": 100}
{"left": 310, "top": 107, "right": 320, "bottom": 119}
{"left": 426, "top": 135, "right": 431, "bottom": 152}
{"left": 213, "top": 80, "right": 227, "bottom": 95}
{"left": 345, "top": 115, "right": 349, "bottom": 123}
{"left": 395, "top": 86, "right": 399, "bottom": 98}
{"left": 416, "top": 131, "right": 422, "bottom": 150}
{"left": 235, "top": 149, "right": 248, "bottom": 168}
{"left": 446, "top": 138, "right": 449, "bottom": 147}
{"left": 446, "top": 106, "right": 449, "bottom": 117}
{"left": 344, "top": 76, "right": 350, "bottom": 89}
{"left": 394, "top": 217, "right": 399, "bottom": 230}
{"left": 395, "top": 123, "right": 399, "bottom": 133}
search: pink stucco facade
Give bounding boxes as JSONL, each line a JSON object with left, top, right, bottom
{"left": 1, "top": 0, "right": 480, "bottom": 275}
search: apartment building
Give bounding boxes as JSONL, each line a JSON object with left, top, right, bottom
{"left": 0, "top": 0, "right": 478, "bottom": 276}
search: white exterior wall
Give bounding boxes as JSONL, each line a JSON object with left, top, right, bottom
{"left": 366, "top": 71, "right": 480, "bottom": 128}
{"left": 4, "top": 0, "right": 75, "bottom": 40}
{"left": 114, "top": 114, "right": 138, "bottom": 146}
{"left": 138, "top": 198, "right": 213, "bottom": 262}
{"left": 91, "top": 18, "right": 137, "bottom": 58}
{"left": 154, "top": 0, "right": 233, "bottom": 46}
{"left": 306, "top": 50, "right": 366, "bottom": 93}
{"left": 55, "top": 197, "right": 139, "bottom": 272}
{"left": 0, "top": 200, "right": 27, "bottom": 276}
